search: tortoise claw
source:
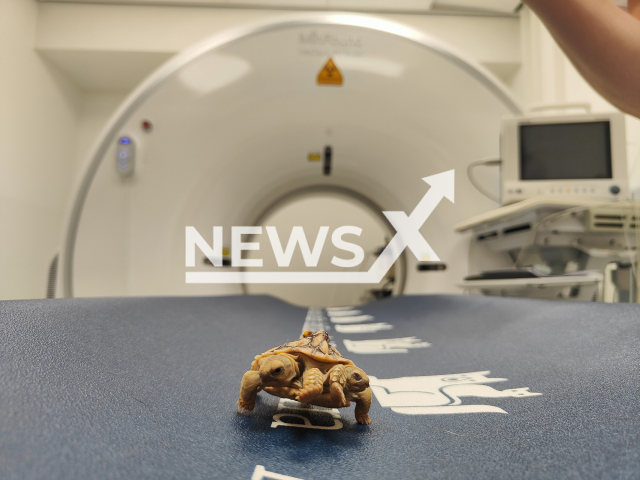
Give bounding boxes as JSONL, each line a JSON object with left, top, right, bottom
{"left": 297, "top": 367, "right": 324, "bottom": 404}
{"left": 355, "top": 413, "right": 372, "bottom": 425}
{"left": 237, "top": 396, "right": 255, "bottom": 413}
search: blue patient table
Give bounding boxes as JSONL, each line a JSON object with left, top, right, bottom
{"left": 1, "top": 294, "right": 638, "bottom": 479}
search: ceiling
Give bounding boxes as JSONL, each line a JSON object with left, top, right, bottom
{"left": 38, "top": 0, "right": 523, "bottom": 15}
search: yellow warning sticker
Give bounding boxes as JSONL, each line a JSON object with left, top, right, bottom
{"left": 308, "top": 152, "right": 321, "bottom": 162}
{"left": 317, "top": 58, "right": 343, "bottom": 86}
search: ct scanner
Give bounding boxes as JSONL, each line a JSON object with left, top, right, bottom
{"left": 3, "top": 12, "right": 639, "bottom": 480}
{"left": 60, "top": 12, "right": 521, "bottom": 303}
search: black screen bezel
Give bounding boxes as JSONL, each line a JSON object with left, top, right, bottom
{"left": 519, "top": 120, "right": 613, "bottom": 181}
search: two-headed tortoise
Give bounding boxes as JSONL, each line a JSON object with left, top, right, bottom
{"left": 237, "top": 330, "right": 372, "bottom": 424}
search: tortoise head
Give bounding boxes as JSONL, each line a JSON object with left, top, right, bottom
{"left": 257, "top": 353, "right": 299, "bottom": 386}
{"left": 345, "top": 366, "right": 369, "bottom": 392}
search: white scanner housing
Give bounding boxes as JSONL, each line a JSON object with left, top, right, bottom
{"left": 59, "top": 13, "right": 521, "bottom": 301}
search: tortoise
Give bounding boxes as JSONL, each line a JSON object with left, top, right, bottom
{"left": 237, "top": 330, "right": 372, "bottom": 424}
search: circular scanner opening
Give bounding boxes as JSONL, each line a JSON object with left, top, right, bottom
{"left": 243, "top": 187, "right": 405, "bottom": 307}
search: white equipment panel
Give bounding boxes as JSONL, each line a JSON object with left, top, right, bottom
{"left": 500, "top": 112, "right": 628, "bottom": 206}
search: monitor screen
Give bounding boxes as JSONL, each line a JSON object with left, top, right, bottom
{"left": 519, "top": 121, "right": 612, "bottom": 180}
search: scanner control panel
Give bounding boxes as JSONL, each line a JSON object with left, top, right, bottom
{"left": 116, "top": 136, "right": 135, "bottom": 178}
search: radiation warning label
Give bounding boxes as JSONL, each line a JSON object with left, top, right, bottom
{"left": 317, "top": 58, "right": 343, "bottom": 86}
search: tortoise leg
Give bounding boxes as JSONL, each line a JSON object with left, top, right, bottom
{"left": 296, "top": 367, "right": 324, "bottom": 404}
{"left": 237, "top": 370, "right": 262, "bottom": 413}
{"left": 328, "top": 364, "right": 349, "bottom": 407}
{"left": 354, "top": 387, "right": 372, "bottom": 425}
{"left": 263, "top": 386, "right": 300, "bottom": 400}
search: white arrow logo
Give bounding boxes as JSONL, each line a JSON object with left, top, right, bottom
{"left": 186, "top": 170, "right": 454, "bottom": 284}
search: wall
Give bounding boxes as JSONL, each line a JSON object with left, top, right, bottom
{"left": 34, "top": 4, "right": 523, "bottom": 174}
{"left": 0, "top": 0, "right": 81, "bottom": 300}
{"left": 519, "top": 7, "right": 640, "bottom": 186}
{"left": 1, "top": 2, "right": 523, "bottom": 299}
{"left": 29, "top": 2, "right": 523, "bottom": 299}
{"left": 5, "top": 2, "right": 634, "bottom": 300}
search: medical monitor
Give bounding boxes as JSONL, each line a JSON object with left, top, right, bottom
{"left": 501, "top": 112, "right": 628, "bottom": 205}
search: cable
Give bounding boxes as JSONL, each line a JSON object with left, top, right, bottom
{"left": 512, "top": 199, "right": 639, "bottom": 302}
{"left": 513, "top": 140, "right": 640, "bottom": 300}
{"left": 625, "top": 141, "right": 640, "bottom": 300}
{"left": 467, "top": 158, "right": 502, "bottom": 203}
{"left": 513, "top": 199, "right": 616, "bottom": 270}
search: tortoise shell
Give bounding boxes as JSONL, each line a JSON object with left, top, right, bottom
{"left": 259, "top": 330, "right": 350, "bottom": 364}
